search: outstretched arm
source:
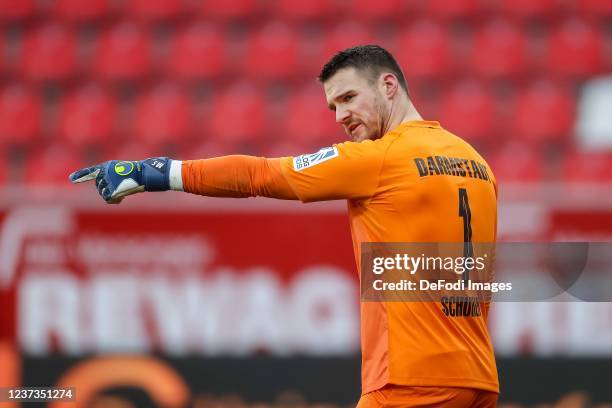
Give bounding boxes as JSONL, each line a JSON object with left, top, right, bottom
{"left": 182, "top": 156, "right": 297, "bottom": 199}
{"left": 70, "top": 141, "right": 388, "bottom": 204}
{"left": 69, "top": 156, "right": 298, "bottom": 204}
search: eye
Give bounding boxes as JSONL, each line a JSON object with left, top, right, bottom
{"left": 343, "top": 94, "right": 354, "bottom": 102}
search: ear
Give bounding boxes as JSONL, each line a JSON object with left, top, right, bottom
{"left": 379, "top": 73, "right": 399, "bottom": 100}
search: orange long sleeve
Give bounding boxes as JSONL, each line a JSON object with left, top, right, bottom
{"left": 181, "top": 155, "right": 299, "bottom": 200}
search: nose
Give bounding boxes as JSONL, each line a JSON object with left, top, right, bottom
{"left": 335, "top": 106, "right": 350, "bottom": 124}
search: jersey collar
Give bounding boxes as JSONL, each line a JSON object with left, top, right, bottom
{"left": 396, "top": 120, "right": 441, "bottom": 129}
{"left": 383, "top": 120, "right": 441, "bottom": 138}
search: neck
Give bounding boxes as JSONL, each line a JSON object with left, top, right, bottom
{"left": 383, "top": 98, "right": 423, "bottom": 135}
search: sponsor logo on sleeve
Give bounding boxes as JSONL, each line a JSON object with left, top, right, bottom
{"left": 293, "top": 147, "right": 339, "bottom": 172}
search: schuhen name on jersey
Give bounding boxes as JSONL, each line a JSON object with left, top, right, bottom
{"left": 414, "top": 155, "right": 491, "bottom": 182}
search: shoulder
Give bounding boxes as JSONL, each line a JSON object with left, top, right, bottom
{"left": 335, "top": 135, "right": 398, "bottom": 157}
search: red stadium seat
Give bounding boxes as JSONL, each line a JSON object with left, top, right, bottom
{"left": 396, "top": 20, "right": 451, "bottom": 80}
{"left": 208, "top": 83, "right": 266, "bottom": 147}
{"left": 52, "top": 0, "right": 111, "bottom": 22}
{"left": 109, "top": 141, "right": 162, "bottom": 160}
{"left": 0, "top": 150, "right": 6, "bottom": 185}
{"left": 94, "top": 22, "right": 151, "bottom": 82}
{"left": 562, "top": 150, "right": 612, "bottom": 182}
{"left": 499, "top": 0, "right": 559, "bottom": 19}
{"left": 419, "top": 0, "right": 480, "bottom": 20}
{"left": 259, "top": 139, "right": 313, "bottom": 158}
{"left": 25, "top": 145, "right": 84, "bottom": 185}
{"left": 545, "top": 19, "right": 603, "bottom": 78}
{"left": 577, "top": 0, "right": 612, "bottom": 16}
{"left": 302, "top": 22, "right": 375, "bottom": 87}
{"left": 20, "top": 23, "right": 76, "bottom": 82}
{"left": 439, "top": 80, "right": 496, "bottom": 145}
{"left": 322, "top": 21, "right": 375, "bottom": 62}
{"left": 283, "top": 83, "right": 338, "bottom": 147}
{"left": 488, "top": 143, "right": 542, "bottom": 182}
{"left": 194, "top": 0, "right": 259, "bottom": 21}
{"left": 133, "top": 83, "right": 190, "bottom": 147}
{"left": 0, "top": 84, "right": 41, "bottom": 146}
{"left": 188, "top": 139, "right": 238, "bottom": 159}
{"left": 513, "top": 80, "right": 575, "bottom": 145}
{"left": 0, "top": 0, "right": 35, "bottom": 20}
{"left": 58, "top": 84, "right": 116, "bottom": 148}
{"left": 350, "top": 0, "right": 406, "bottom": 21}
{"left": 408, "top": 83, "right": 440, "bottom": 122}
{"left": 0, "top": 30, "right": 4, "bottom": 74}
{"left": 125, "top": 0, "right": 183, "bottom": 21}
{"left": 243, "top": 22, "right": 299, "bottom": 81}
{"left": 472, "top": 20, "right": 526, "bottom": 79}
{"left": 270, "top": 0, "right": 334, "bottom": 21}
{"left": 167, "top": 22, "right": 226, "bottom": 80}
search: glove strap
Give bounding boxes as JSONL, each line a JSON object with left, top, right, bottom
{"left": 141, "top": 157, "right": 171, "bottom": 191}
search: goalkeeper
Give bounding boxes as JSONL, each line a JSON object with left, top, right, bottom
{"left": 70, "top": 45, "right": 499, "bottom": 408}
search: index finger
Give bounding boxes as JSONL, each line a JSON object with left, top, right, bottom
{"left": 69, "top": 166, "right": 101, "bottom": 183}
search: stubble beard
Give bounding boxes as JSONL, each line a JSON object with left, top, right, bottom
{"left": 373, "top": 95, "right": 391, "bottom": 141}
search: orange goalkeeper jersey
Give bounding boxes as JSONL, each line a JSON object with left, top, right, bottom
{"left": 182, "top": 120, "right": 499, "bottom": 395}
{"left": 278, "top": 120, "right": 499, "bottom": 394}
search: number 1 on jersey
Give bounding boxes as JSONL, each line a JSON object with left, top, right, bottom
{"left": 459, "top": 188, "right": 474, "bottom": 282}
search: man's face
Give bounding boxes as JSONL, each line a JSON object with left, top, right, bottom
{"left": 323, "top": 67, "right": 389, "bottom": 142}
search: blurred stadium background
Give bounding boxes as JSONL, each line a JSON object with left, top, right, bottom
{"left": 1, "top": 0, "right": 612, "bottom": 407}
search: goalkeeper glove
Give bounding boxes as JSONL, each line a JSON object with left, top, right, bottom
{"left": 69, "top": 158, "right": 182, "bottom": 203}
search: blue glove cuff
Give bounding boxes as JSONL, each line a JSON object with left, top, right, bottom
{"left": 140, "top": 157, "right": 171, "bottom": 192}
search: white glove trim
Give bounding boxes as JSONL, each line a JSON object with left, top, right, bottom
{"left": 169, "top": 160, "right": 183, "bottom": 191}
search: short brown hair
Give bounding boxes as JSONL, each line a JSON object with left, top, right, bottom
{"left": 318, "top": 45, "right": 408, "bottom": 93}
